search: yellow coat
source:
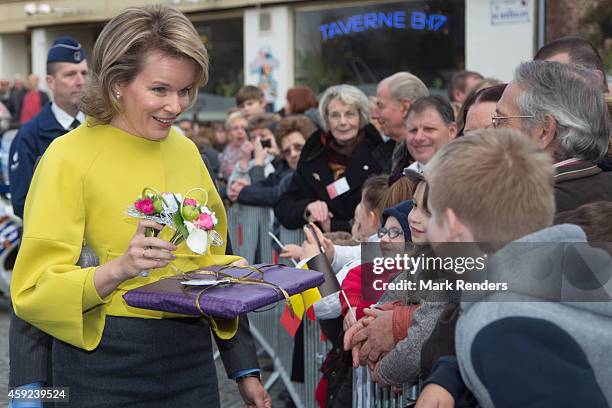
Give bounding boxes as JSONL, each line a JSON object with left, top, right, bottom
{"left": 11, "top": 124, "right": 241, "bottom": 350}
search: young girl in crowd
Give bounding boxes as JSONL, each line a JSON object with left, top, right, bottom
{"left": 313, "top": 179, "right": 414, "bottom": 408}
{"left": 344, "top": 172, "right": 450, "bottom": 388}
{"left": 280, "top": 174, "right": 390, "bottom": 266}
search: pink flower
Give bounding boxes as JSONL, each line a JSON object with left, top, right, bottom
{"left": 194, "top": 212, "right": 214, "bottom": 230}
{"left": 135, "top": 198, "right": 155, "bottom": 215}
{"left": 183, "top": 198, "right": 198, "bottom": 207}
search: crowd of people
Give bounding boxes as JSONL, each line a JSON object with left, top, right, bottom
{"left": 4, "top": 3, "right": 612, "bottom": 408}
{"left": 0, "top": 73, "right": 52, "bottom": 131}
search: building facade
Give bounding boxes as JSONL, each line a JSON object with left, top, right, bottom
{"left": 0, "top": 0, "right": 545, "bottom": 120}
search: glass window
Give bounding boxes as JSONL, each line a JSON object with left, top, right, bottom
{"left": 189, "top": 15, "right": 244, "bottom": 120}
{"left": 295, "top": 0, "right": 465, "bottom": 94}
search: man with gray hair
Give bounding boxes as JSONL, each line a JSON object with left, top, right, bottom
{"left": 374, "top": 72, "right": 429, "bottom": 176}
{"left": 494, "top": 60, "right": 612, "bottom": 212}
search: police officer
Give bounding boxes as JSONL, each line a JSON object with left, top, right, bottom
{"left": 9, "top": 36, "right": 87, "bottom": 218}
{"left": 8, "top": 36, "right": 87, "bottom": 407}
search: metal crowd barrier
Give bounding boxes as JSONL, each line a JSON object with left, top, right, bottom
{"left": 302, "top": 312, "right": 331, "bottom": 408}
{"left": 229, "top": 212, "right": 420, "bottom": 407}
{"left": 227, "top": 204, "right": 275, "bottom": 264}
{"left": 247, "top": 301, "right": 330, "bottom": 408}
{"left": 248, "top": 300, "right": 420, "bottom": 408}
{"left": 353, "top": 367, "right": 420, "bottom": 408}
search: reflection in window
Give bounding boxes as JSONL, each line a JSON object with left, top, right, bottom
{"left": 194, "top": 16, "right": 244, "bottom": 97}
{"left": 295, "top": 0, "right": 465, "bottom": 94}
{"left": 188, "top": 16, "right": 244, "bottom": 119}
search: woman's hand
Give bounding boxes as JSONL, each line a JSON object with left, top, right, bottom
{"left": 238, "top": 377, "right": 272, "bottom": 408}
{"left": 94, "top": 221, "right": 177, "bottom": 299}
{"left": 356, "top": 308, "right": 395, "bottom": 366}
{"left": 264, "top": 134, "right": 280, "bottom": 157}
{"left": 117, "top": 220, "right": 177, "bottom": 279}
{"left": 306, "top": 201, "right": 334, "bottom": 232}
{"left": 306, "top": 200, "right": 330, "bottom": 224}
{"left": 228, "top": 179, "right": 250, "bottom": 202}
{"left": 230, "top": 258, "right": 248, "bottom": 267}
{"left": 252, "top": 136, "right": 268, "bottom": 166}
{"left": 280, "top": 244, "right": 303, "bottom": 260}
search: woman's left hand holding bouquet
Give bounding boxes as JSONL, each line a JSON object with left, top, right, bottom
{"left": 93, "top": 220, "right": 177, "bottom": 298}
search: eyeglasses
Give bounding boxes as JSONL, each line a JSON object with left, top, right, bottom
{"left": 230, "top": 125, "right": 246, "bottom": 132}
{"left": 377, "top": 227, "right": 403, "bottom": 239}
{"left": 282, "top": 143, "right": 304, "bottom": 156}
{"left": 328, "top": 111, "right": 358, "bottom": 122}
{"left": 491, "top": 114, "right": 534, "bottom": 129}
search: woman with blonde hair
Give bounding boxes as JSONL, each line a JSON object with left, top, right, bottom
{"left": 11, "top": 5, "right": 270, "bottom": 407}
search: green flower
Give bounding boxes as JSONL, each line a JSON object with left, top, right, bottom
{"left": 182, "top": 205, "right": 200, "bottom": 221}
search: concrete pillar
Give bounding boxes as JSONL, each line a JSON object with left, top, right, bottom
{"left": 31, "top": 28, "right": 49, "bottom": 91}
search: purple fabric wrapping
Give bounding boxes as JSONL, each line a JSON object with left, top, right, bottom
{"left": 123, "top": 264, "right": 324, "bottom": 319}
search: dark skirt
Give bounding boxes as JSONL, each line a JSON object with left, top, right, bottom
{"left": 52, "top": 316, "right": 219, "bottom": 408}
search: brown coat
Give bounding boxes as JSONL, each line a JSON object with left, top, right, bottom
{"left": 555, "top": 160, "right": 612, "bottom": 213}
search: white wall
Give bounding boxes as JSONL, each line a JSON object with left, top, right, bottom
{"left": 0, "top": 33, "right": 28, "bottom": 80}
{"left": 244, "top": 6, "right": 293, "bottom": 111}
{"left": 30, "top": 28, "right": 95, "bottom": 92}
{"left": 466, "top": 0, "right": 536, "bottom": 82}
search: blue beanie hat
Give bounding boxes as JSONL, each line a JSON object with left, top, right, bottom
{"left": 381, "top": 200, "right": 413, "bottom": 242}
{"left": 47, "top": 36, "right": 86, "bottom": 64}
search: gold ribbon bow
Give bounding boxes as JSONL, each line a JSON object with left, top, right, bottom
{"left": 177, "top": 264, "right": 294, "bottom": 318}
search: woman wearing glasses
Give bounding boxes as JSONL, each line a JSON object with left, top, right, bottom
{"left": 275, "top": 84, "right": 386, "bottom": 233}
{"left": 236, "top": 115, "right": 316, "bottom": 206}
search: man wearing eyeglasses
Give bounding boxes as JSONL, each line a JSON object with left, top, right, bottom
{"left": 493, "top": 60, "right": 612, "bottom": 212}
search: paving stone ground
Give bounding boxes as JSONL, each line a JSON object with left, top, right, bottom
{"left": 1, "top": 299, "right": 10, "bottom": 408}
{"left": 0, "top": 304, "right": 295, "bottom": 408}
{"left": 216, "top": 353, "right": 296, "bottom": 408}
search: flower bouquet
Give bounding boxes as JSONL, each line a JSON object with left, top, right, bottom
{"left": 127, "top": 188, "right": 176, "bottom": 237}
{"left": 126, "top": 187, "right": 223, "bottom": 256}
{"left": 174, "top": 189, "right": 224, "bottom": 254}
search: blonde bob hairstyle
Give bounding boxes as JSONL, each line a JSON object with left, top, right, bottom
{"left": 81, "top": 5, "right": 209, "bottom": 126}
{"left": 225, "top": 111, "right": 245, "bottom": 131}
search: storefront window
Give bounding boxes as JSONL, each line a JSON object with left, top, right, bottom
{"left": 189, "top": 15, "right": 244, "bottom": 119}
{"left": 295, "top": 0, "right": 465, "bottom": 94}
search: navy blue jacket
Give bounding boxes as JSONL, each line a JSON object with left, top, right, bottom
{"left": 237, "top": 159, "right": 294, "bottom": 207}
{"left": 424, "top": 319, "right": 608, "bottom": 408}
{"left": 9, "top": 103, "right": 68, "bottom": 219}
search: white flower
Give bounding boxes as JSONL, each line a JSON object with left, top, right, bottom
{"left": 184, "top": 221, "right": 208, "bottom": 255}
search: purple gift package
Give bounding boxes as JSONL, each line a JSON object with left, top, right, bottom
{"left": 123, "top": 264, "right": 324, "bottom": 319}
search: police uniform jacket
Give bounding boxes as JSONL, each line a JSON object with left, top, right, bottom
{"left": 9, "top": 102, "right": 69, "bottom": 219}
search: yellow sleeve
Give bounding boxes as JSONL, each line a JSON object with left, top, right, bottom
{"left": 11, "top": 142, "right": 110, "bottom": 350}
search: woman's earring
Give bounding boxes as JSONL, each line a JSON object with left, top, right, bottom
{"left": 115, "top": 91, "right": 121, "bottom": 99}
